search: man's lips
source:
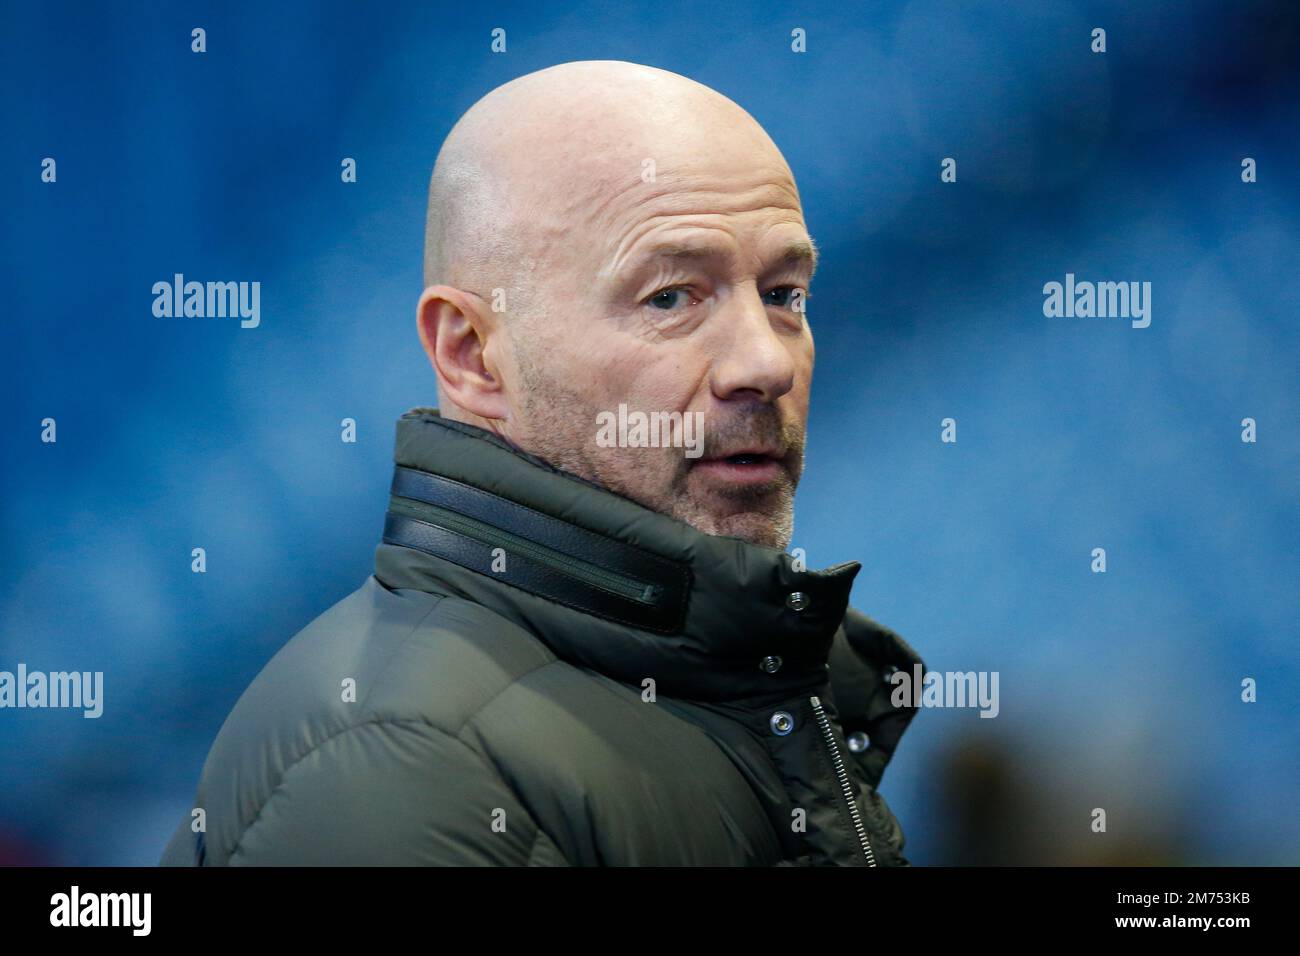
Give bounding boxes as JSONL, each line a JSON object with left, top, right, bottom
{"left": 690, "top": 450, "right": 787, "bottom": 486}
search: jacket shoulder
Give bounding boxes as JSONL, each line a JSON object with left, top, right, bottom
{"left": 169, "top": 576, "right": 564, "bottom": 865}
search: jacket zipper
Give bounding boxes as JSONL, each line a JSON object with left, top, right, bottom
{"left": 809, "top": 695, "right": 877, "bottom": 867}
{"left": 388, "top": 494, "right": 662, "bottom": 605}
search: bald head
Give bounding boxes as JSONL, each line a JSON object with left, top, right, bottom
{"left": 422, "top": 60, "right": 800, "bottom": 297}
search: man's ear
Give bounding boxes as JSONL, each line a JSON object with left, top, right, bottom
{"left": 416, "top": 285, "right": 510, "bottom": 421}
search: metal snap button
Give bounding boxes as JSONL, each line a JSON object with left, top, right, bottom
{"left": 785, "top": 591, "right": 810, "bottom": 612}
{"left": 769, "top": 711, "right": 794, "bottom": 736}
{"left": 846, "top": 731, "right": 869, "bottom": 753}
{"left": 759, "top": 655, "right": 783, "bottom": 674}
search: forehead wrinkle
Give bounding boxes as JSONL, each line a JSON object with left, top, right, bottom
{"left": 589, "top": 162, "right": 800, "bottom": 233}
{"left": 602, "top": 204, "right": 810, "bottom": 282}
{"left": 598, "top": 179, "right": 806, "bottom": 277}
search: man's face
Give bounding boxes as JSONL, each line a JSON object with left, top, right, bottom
{"left": 497, "top": 128, "right": 816, "bottom": 551}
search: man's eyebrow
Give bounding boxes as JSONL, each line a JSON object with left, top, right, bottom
{"left": 631, "top": 242, "right": 729, "bottom": 264}
{"left": 626, "top": 238, "right": 819, "bottom": 276}
{"left": 782, "top": 239, "right": 819, "bottom": 277}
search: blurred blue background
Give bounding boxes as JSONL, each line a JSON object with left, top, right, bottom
{"left": 3, "top": 0, "right": 1297, "bottom": 865}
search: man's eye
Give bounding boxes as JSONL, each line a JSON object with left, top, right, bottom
{"left": 763, "top": 286, "right": 803, "bottom": 308}
{"left": 646, "top": 287, "right": 695, "bottom": 310}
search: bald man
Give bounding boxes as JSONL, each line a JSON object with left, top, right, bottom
{"left": 160, "top": 60, "right": 925, "bottom": 868}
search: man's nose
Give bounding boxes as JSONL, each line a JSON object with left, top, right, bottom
{"left": 707, "top": 285, "right": 798, "bottom": 403}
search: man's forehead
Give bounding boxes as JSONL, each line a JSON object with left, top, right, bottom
{"left": 505, "top": 129, "right": 798, "bottom": 207}
{"left": 521, "top": 151, "right": 802, "bottom": 259}
{"left": 601, "top": 166, "right": 809, "bottom": 258}
{"left": 470, "top": 74, "right": 806, "bottom": 280}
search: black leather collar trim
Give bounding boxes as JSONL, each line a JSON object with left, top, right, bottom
{"left": 382, "top": 465, "right": 692, "bottom": 634}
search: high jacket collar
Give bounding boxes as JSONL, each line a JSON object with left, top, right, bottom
{"left": 374, "top": 407, "right": 860, "bottom": 702}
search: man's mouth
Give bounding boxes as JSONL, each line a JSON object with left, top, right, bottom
{"left": 691, "top": 449, "right": 787, "bottom": 486}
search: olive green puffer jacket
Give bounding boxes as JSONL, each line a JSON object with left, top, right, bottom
{"left": 159, "top": 408, "right": 925, "bottom": 866}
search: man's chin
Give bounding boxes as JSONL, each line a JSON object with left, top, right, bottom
{"left": 709, "top": 513, "right": 793, "bottom": 550}
{"left": 669, "top": 473, "right": 796, "bottom": 549}
{"left": 664, "top": 497, "right": 793, "bottom": 550}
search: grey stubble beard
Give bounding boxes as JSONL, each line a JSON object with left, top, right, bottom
{"left": 511, "top": 348, "right": 802, "bottom": 550}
